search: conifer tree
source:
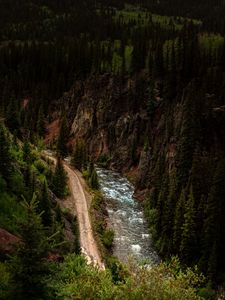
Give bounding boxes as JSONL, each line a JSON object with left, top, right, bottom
{"left": 89, "top": 166, "right": 99, "bottom": 190}
{"left": 55, "top": 203, "right": 63, "bottom": 224}
{"left": 38, "top": 180, "right": 52, "bottom": 227}
{"left": 37, "top": 105, "right": 46, "bottom": 137}
{"left": 161, "top": 174, "right": 177, "bottom": 255}
{"left": 72, "top": 140, "right": 88, "bottom": 171}
{"left": 176, "top": 94, "right": 197, "bottom": 189}
{"left": 154, "top": 175, "right": 169, "bottom": 241}
{"left": 203, "top": 159, "right": 225, "bottom": 274}
{"left": 22, "top": 140, "right": 31, "bottom": 164}
{"left": 173, "top": 189, "right": 185, "bottom": 252}
{"left": 56, "top": 115, "right": 68, "bottom": 158}
{"left": 10, "top": 195, "right": 50, "bottom": 300}
{"left": 180, "top": 186, "right": 197, "bottom": 264}
{"left": 52, "top": 158, "right": 67, "bottom": 198}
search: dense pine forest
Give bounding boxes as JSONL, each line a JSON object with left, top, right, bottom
{"left": 1, "top": 0, "right": 225, "bottom": 299}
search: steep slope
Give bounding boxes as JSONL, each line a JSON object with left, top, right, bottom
{"left": 47, "top": 70, "right": 225, "bottom": 279}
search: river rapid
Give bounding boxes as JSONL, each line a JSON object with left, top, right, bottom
{"left": 96, "top": 168, "right": 160, "bottom": 265}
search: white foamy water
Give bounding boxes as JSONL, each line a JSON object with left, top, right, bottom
{"left": 96, "top": 168, "right": 160, "bottom": 264}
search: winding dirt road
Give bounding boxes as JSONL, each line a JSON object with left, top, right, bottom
{"left": 44, "top": 152, "right": 104, "bottom": 270}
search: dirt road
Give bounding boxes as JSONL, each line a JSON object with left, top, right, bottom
{"left": 44, "top": 152, "right": 104, "bottom": 270}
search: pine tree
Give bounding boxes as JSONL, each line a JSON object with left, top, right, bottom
{"left": 180, "top": 186, "right": 197, "bottom": 264}
{"left": 55, "top": 203, "right": 63, "bottom": 224}
{"left": 56, "top": 115, "right": 68, "bottom": 158}
{"left": 155, "top": 175, "right": 169, "bottom": 237}
{"left": 52, "top": 158, "right": 67, "bottom": 198}
{"left": 176, "top": 93, "right": 197, "bottom": 189}
{"left": 37, "top": 105, "right": 46, "bottom": 137}
{"left": 173, "top": 189, "right": 185, "bottom": 252}
{"left": 38, "top": 180, "right": 52, "bottom": 227}
{"left": 161, "top": 173, "right": 177, "bottom": 255}
{"left": 203, "top": 159, "right": 225, "bottom": 274}
{"left": 89, "top": 166, "right": 99, "bottom": 190}
{"left": 10, "top": 195, "right": 50, "bottom": 300}
{"left": 22, "top": 140, "right": 31, "bottom": 164}
{"left": 72, "top": 140, "right": 88, "bottom": 171}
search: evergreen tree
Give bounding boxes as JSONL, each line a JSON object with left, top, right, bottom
{"left": 161, "top": 174, "right": 177, "bottom": 255}
{"left": 38, "top": 180, "right": 52, "bottom": 227}
{"left": 22, "top": 140, "right": 32, "bottom": 164}
{"left": 203, "top": 159, "right": 225, "bottom": 275}
{"left": 176, "top": 92, "right": 197, "bottom": 188}
{"left": 56, "top": 115, "right": 68, "bottom": 158}
{"left": 173, "top": 189, "right": 185, "bottom": 252}
{"left": 180, "top": 186, "right": 197, "bottom": 264}
{"left": 89, "top": 166, "right": 99, "bottom": 190}
{"left": 37, "top": 105, "right": 46, "bottom": 137}
{"left": 72, "top": 140, "right": 88, "bottom": 171}
{"left": 55, "top": 203, "right": 63, "bottom": 224}
{"left": 52, "top": 158, "right": 67, "bottom": 198}
{"left": 155, "top": 175, "right": 169, "bottom": 237}
{"left": 10, "top": 195, "right": 50, "bottom": 300}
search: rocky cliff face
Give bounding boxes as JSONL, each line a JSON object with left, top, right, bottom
{"left": 50, "top": 73, "right": 151, "bottom": 174}
{"left": 48, "top": 73, "right": 225, "bottom": 196}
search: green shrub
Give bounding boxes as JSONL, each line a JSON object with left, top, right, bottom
{"left": 101, "top": 229, "right": 114, "bottom": 250}
{"left": 0, "top": 193, "right": 26, "bottom": 233}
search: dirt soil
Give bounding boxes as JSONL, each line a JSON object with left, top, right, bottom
{"left": 44, "top": 152, "right": 104, "bottom": 270}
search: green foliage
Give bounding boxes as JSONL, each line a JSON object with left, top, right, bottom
{"left": 105, "top": 256, "right": 128, "bottom": 284}
{"left": 72, "top": 140, "right": 88, "bottom": 171}
{"left": 9, "top": 170, "right": 25, "bottom": 196}
{"left": 0, "top": 192, "right": 26, "bottom": 233}
{"left": 101, "top": 229, "right": 114, "bottom": 250}
{"left": 48, "top": 254, "right": 204, "bottom": 299}
{"left": 22, "top": 140, "right": 32, "bottom": 164}
{"left": 180, "top": 187, "right": 197, "bottom": 265}
{"left": 48, "top": 254, "right": 117, "bottom": 299}
{"left": 52, "top": 158, "right": 68, "bottom": 198}
{"left": 38, "top": 179, "right": 52, "bottom": 227}
{"left": 89, "top": 166, "right": 100, "bottom": 190}
{"left": 173, "top": 189, "right": 185, "bottom": 252}
{"left": 9, "top": 195, "right": 52, "bottom": 300}
{"left": 203, "top": 159, "right": 225, "bottom": 278}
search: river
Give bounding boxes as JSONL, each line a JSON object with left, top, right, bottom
{"left": 96, "top": 168, "right": 160, "bottom": 265}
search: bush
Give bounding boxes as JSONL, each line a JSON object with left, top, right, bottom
{"left": 101, "top": 229, "right": 114, "bottom": 250}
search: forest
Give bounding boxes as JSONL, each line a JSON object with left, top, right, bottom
{"left": 0, "top": 0, "right": 225, "bottom": 299}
